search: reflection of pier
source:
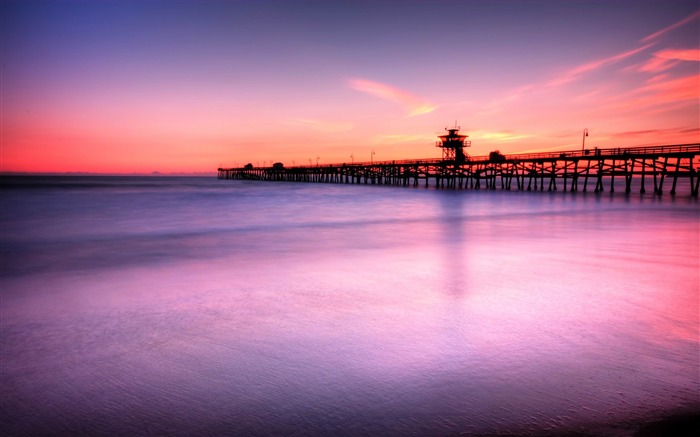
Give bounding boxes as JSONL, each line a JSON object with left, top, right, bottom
{"left": 218, "top": 139, "right": 700, "bottom": 197}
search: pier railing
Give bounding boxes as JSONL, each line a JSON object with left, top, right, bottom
{"left": 242, "top": 144, "right": 700, "bottom": 170}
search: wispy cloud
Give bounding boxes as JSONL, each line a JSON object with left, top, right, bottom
{"left": 642, "top": 10, "right": 700, "bottom": 43}
{"left": 582, "top": 127, "right": 700, "bottom": 147}
{"left": 349, "top": 78, "right": 436, "bottom": 117}
{"left": 281, "top": 118, "right": 353, "bottom": 132}
{"left": 479, "top": 84, "right": 535, "bottom": 115}
{"left": 545, "top": 44, "right": 653, "bottom": 87}
{"left": 485, "top": 11, "right": 699, "bottom": 116}
{"left": 481, "top": 45, "right": 652, "bottom": 115}
{"left": 608, "top": 127, "right": 700, "bottom": 140}
{"left": 599, "top": 73, "right": 700, "bottom": 115}
{"left": 637, "top": 74, "right": 699, "bottom": 104}
{"left": 474, "top": 130, "right": 532, "bottom": 142}
{"left": 639, "top": 48, "right": 700, "bottom": 73}
{"left": 658, "top": 48, "right": 700, "bottom": 61}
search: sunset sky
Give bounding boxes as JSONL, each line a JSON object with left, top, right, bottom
{"left": 2, "top": 0, "right": 699, "bottom": 174}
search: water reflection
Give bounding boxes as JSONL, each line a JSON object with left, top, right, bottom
{"left": 1, "top": 178, "right": 697, "bottom": 436}
{"left": 435, "top": 190, "right": 471, "bottom": 298}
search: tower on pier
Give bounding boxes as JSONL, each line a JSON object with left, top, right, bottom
{"left": 436, "top": 125, "right": 471, "bottom": 164}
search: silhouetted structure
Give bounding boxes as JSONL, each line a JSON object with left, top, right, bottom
{"left": 218, "top": 134, "right": 700, "bottom": 196}
{"left": 436, "top": 126, "right": 471, "bottom": 164}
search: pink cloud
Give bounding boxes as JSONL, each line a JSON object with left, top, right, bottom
{"left": 639, "top": 74, "right": 700, "bottom": 103}
{"left": 603, "top": 74, "right": 700, "bottom": 114}
{"left": 589, "top": 127, "right": 700, "bottom": 148}
{"left": 474, "top": 130, "right": 532, "bottom": 142}
{"left": 645, "top": 74, "right": 671, "bottom": 84}
{"left": 349, "top": 78, "right": 436, "bottom": 117}
{"left": 608, "top": 127, "right": 700, "bottom": 140}
{"left": 639, "top": 57, "right": 680, "bottom": 73}
{"left": 640, "top": 48, "right": 700, "bottom": 72}
{"left": 659, "top": 48, "right": 700, "bottom": 61}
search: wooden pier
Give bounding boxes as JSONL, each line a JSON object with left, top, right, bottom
{"left": 218, "top": 143, "right": 700, "bottom": 197}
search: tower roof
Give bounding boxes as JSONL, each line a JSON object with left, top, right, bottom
{"left": 438, "top": 127, "right": 468, "bottom": 143}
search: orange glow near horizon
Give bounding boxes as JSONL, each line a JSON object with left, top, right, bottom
{"left": 1, "top": 3, "right": 698, "bottom": 174}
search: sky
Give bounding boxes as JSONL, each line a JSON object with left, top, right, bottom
{"left": 1, "top": 0, "right": 699, "bottom": 174}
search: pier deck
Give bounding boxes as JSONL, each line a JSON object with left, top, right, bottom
{"left": 218, "top": 144, "right": 700, "bottom": 196}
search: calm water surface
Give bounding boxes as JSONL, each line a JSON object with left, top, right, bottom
{"left": 1, "top": 176, "right": 698, "bottom": 436}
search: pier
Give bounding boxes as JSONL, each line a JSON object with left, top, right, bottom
{"left": 218, "top": 128, "right": 700, "bottom": 196}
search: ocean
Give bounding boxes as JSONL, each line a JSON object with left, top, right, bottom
{"left": 1, "top": 176, "right": 698, "bottom": 436}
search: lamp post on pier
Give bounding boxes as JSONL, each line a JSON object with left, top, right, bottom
{"left": 582, "top": 128, "right": 589, "bottom": 153}
{"left": 371, "top": 150, "right": 375, "bottom": 164}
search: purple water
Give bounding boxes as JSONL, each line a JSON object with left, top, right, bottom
{"left": 1, "top": 176, "right": 698, "bottom": 436}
